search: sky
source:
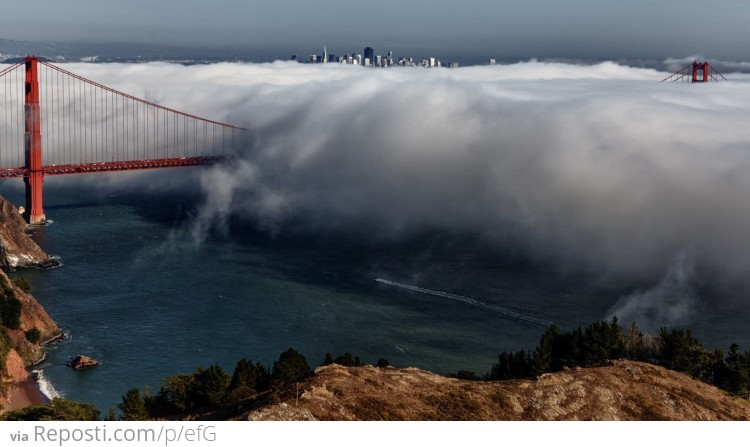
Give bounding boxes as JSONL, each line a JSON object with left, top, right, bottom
{"left": 3, "top": 0, "right": 750, "bottom": 61}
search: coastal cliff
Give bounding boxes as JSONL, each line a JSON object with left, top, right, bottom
{"left": 240, "top": 360, "right": 750, "bottom": 421}
{"left": 1, "top": 269, "right": 62, "bottom": 411}
{"left": 0, "top": 196, "right": 62, "bottom": 412}
{"left": 0, "top": 196, "right": 58, "bottom": 270}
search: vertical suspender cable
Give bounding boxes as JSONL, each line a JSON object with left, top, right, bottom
{"left": 4, "top": 71, "right": 7, "bottom": 168}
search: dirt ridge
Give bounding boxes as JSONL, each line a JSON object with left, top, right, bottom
{"left": 243, "top": 360, "right": 750, "bottom": 421}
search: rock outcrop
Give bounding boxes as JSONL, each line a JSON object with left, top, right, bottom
{"left": 242, "top": 361, "right": 750, "bottom": 421}
{"left": 0, "top": 196, "right": 58, "bottom": 271}
{"left": 67, "top": 355, "right": 99, "bottom": 370}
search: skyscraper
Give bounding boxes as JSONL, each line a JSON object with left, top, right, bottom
{"left": 364, "top": 47, "right": 374, "bottom": 66}
{"left": 323, "top": 45, "right": 328, "bottom": 64}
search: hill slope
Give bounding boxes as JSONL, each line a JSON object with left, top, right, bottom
{"left": 239, "top": 360, "right": 750, "bottom": 421}
{"left": 0, "top": 195, "right": 62, "bottom": 411}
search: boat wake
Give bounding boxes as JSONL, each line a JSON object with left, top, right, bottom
{"left": 375, "top": 278, "right": 553, "bottom": 327}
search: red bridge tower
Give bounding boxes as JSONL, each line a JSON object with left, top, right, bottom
{"left": 24, "top": 56, "right": 45, "bottom": 225}
{"left": 0, "top": 55, "right": 242, "bottom": 224}
{"left": 662, "top": 60, "right": 727, "bottom": 83}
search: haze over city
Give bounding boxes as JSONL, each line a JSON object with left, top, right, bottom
{"left": 2, "top": 1, "right": 750, "bottom": 63}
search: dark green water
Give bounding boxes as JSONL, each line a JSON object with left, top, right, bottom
{"left": 2, "top": 175, "right": 748, "bottom": 413}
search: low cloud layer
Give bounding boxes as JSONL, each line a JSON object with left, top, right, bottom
{"left": 608, "top": 250, "right": 697, "bottom": 332}
{"left": 16, "top": 60, "right": 750, "bottom": 289}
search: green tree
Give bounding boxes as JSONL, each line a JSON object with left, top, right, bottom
{"left": 321, "top": 352, "right": 364, "bottom": 367}
{"left": 534, "top": 325, "right": 562, "bottom": 373}
{"left": 580, "top": 317, "right": 626, "bottom": 366}
{"left": 118, "top": 388, "right": 149, "bottom": 421}
{"left": 193, "top": 364, "right": 230, "bottom": 408}
{"left": 530, "top": 319, "right": 629, "bottom": 375}
{"left": 105, "top": 408, "right": 117, "bottom": 421}
{"left": 271, "top": 348, "right": 311, "bottom": 388}
{"left": 229, "top": 358, "right": 270, "bottom": 393}
{"left": 718, "top": 343, "right": 750, "bottom": 397}
{"left": 655, "top": 328, "right": 725, "bottom": 382}
{"left": 333, "top": 352, "right": 360, "bottom": 367}
{"left": 489, "top": 350, "right": 534, "bottom": 380}
{"left": 321, "top": 353, "right": 335, "bottom": 366}
{"left": 154, "top": 374, "right": 195, "bottom": 415}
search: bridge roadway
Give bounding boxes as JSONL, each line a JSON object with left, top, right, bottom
{"left": 0, "top": 156, "right": 222, "bottom": 178}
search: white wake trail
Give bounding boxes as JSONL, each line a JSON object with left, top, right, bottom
{"left": 375, "top": 278, "right": 552, "bottom": 327}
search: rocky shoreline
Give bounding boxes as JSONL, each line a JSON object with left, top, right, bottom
{"left": 0, "top": 196, "right": 60, "bottom": 271}
{"left": 0, "top": 195, "right": 63, "bottom": 413}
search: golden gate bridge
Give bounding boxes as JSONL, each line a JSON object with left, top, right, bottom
{"left": 0, "top": 56, "right": 244, "bottom": 224}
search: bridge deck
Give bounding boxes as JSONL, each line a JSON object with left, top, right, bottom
{"left": 0, "top": 156, "right": 222, "bottom": 178}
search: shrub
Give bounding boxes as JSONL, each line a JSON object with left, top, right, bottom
{"left": 0, "top": 330, "right": 11, "bottom": 376}
{"left": 377, "top": 357, "right": 391, "bottom": 368}
{"left": 2, "top": 398, "right": 99, "bottom": 421}
{"left": 222, "top": 385, "right": 257, "bottom": 405}
{"left": 450, "top": 370, "right": 482, "bottom": 381}
{"left": 14, "top": 277, "right": 31, "bottom": 293}
{"left": 25, "top": 327, "right": 41, "bottom": 344}
{"left": 0, "top": 289, "right": 22, "bottom": 329}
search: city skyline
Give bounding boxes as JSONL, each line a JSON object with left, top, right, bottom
{"left": 1, "top": 1, "right": 750, "bottom": 61}
{"left": 298, "top": 45, "right": 450, "bottom": 68}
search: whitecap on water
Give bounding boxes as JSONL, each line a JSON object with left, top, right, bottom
{"left": 32, "top": 368, "right": 61, "bottom": 400}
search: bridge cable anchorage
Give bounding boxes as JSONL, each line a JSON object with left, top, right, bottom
{"left": 0, "top": 56, "right": 246, "bottom": 224}
{"left": 661, "top": 60, "right": 728, "bottom": 83}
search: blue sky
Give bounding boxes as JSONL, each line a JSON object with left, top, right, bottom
{"left": 3, "top": 0, "right": 750, "bottom": 60}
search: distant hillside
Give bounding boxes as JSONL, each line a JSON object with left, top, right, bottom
{"left": 225, "top": 360, "right": 750, "bottom": 421}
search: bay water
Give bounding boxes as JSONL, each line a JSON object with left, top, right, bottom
{"left": 2, "top": 175, "right": 748, "bottom": 413}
